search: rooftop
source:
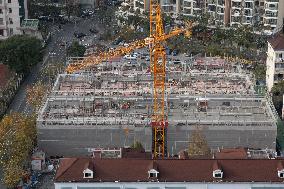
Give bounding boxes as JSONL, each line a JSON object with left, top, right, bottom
{"left": 55, "top": 158, "right": 284, "bottom": 183}
{"left": 269, "top": 33, "right": 284, "bottom": 51}
{"left": 20, "top": 19, "right": 39, "bottom": 30}
{"left": 38, "top": 56, "right": 276, "bottom": 128}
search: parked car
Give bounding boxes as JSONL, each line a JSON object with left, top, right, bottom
{"left": 112, "top": 38, "right": 123, "bottom": 45}
{"left": 124, "top": 54, "right": 137, "bottom": 60}
{"left": 89, "top": 28, "right": 98, "bottom": 34}
{"left": 74, "top": 32, "right": 86, "bottom": 38}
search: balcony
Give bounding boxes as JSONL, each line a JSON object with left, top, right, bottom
{"left": 265, "top": 2, "right": 278, "bottom": 11}
{"left": 208, "top": 0, "right": 217, "bottom": 5}
{"left": 183, "top": 7, "right": 192, "bottom": 15}
{"left": 231, "top": 2, "right": 241, "bottom": 8}
{"left": 183, "top": 1, "right": 192, "bottom": 8}
{"left": 265, "top": 10, "right": 278, "bottom": 18}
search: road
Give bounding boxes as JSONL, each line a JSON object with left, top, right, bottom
{"left": 7, "top": 16, "right": 103, "bottom": 114}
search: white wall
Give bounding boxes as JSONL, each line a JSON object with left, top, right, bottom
{"left": 266, "top": 42, "right": 276, "bottom": 92}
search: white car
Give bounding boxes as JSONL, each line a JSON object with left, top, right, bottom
{"left": 124, "top": 54, "right": 137, "bottom": 60}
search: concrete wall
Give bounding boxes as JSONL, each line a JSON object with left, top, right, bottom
{"left": 38, "top": 123, "right": 276, "bottom": 156}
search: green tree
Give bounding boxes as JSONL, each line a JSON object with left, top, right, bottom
{"left": 131, "top": 141, "right": 144, "bottom": 150}
{"left": 277, "top": 119, "right": 284, "bottom": 152}
{"left": 271, "top": 81, "right": 284, "bottom": 115}
{"left": 0, "top": 35, "right": 42, "bottom": 75}
{"left": 188, "top": 127, "right": 211, "bottom": 157}
{"left": 67, "top": 41, "right": 86, "bottom": 57}
{"left": 253, "top": 64, "right": 266, "bottom": 81}
{"left": 65, "top": 0, "right": 80, "bottom": 18}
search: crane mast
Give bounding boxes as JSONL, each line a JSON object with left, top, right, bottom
{"left": 149, "top": 0, "right": 168, "bottom": 158}
{"left": 66, "top": 1, "right": 194, "bottom": 159}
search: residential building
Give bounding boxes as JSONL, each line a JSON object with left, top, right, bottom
{"left": 55, "top": 157, "right": 284, "bottom": 189}
{"left": 0, "top": 0, "right": 23, "bottom": 40}
{"left": 182, "top": 0, "right": 206, "bottom": 17}
{"left": 230, "top": 0, "right": 255, "bottom": 27}
{"left": 134, "top": 0, "right": 150, "bottom": 13}
{"left": 266, "top": 33, "right": 284, "bottom": 91}
{"left": 79, "top": 0, "right": 105, "bottom": 9}
{"left": 18, "top": 0, "right": 28, "bottom": 21}
{"left": 263, "top": 0, "right": 284, "bottom": 34}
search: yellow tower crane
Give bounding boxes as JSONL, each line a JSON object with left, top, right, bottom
{"left": 67, "top": 1, "right": 193, "bottom": 158}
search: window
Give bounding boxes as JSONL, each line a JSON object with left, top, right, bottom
{"left": 278, "top": 170, "right": 284, "bottom": 178}
{"left": 0, "top": 18, "right": 3, "bottom": 25}
{"left": 9, "top": 18, "right": 13, "bottom": 24}
{"left": 214, "top": 173, "right": 222, "bottom": 178}
{"left": 213, "top": 170, "right": 223, "bottom": 178}
{"left": 148, "top": 169, "right": 159, "bottom": 178}
{"left": 83, "top": 168, "right": 93, "bottom": 178}
{"left": 9, "top": 28, "right": 13, "bottom": 35}
{"left": 9, "top": 8, "right": 12, "bottom": 13}
{"left": 0, "top": 29, "right": 3, "bottom": 36}
{"left": 84, "top": 172, "right": 92, "bottom": 178}
{"left": 8, "top": 0, "right": 11, "bottom": 3}
{"left": 0, "top": 9, "right": 3, "bottom": 14}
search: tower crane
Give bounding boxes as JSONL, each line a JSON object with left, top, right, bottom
{"left": 67, "top": 1, "right": 194, "bottom": 158}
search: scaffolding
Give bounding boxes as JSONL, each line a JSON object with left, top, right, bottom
{"left": 37, "top": 56, "right": 277, "bottom": 129}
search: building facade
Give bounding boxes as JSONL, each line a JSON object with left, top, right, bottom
{"left": 122, "top": 0, "right": 284, "bottom": 34}
{"left": 266, "top": 33, "right": 284, "bottom": 91}
{"left": 54, "top": 158, "right": 284, "bottom": 189}
{"left": 0, "top": 0, "right": 23, "bottom": 40}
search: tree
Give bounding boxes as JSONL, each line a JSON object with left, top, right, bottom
{"left": 0, "top": 113, "right": 37, "bottom": 188}
{"left": 26, "top": 81, "right": 49, "bottom": 111}
{"left": 188, "top": 126, "right": 210, "bottom": 157}
{"left": 276, "top": 119, "right": 284, "bottom": 153}
{"left": 131, "top": 141, "right": 144, "bottom": 150}
{"left": 253, "top": 64, "right": 266, "bottom": 81}
{"left": 0, "top": 35, "right": 42, "bottom": 75}
{"left": 65, "top": 0, "right": 80, "bottom": 18}
{"left": 67, "top": 41, "right": 86, "bottom": 57}
{"left": 2, "top": 164, "right": 26, "bottom": 189}
{"left": 271, "top": 81, "right": 284, "bottom": 115}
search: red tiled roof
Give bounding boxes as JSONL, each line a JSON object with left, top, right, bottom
{"left": 212, "top": 160, "right": 221, "bottom": 171}
{"left": 215, "top": 148, "right": 248, "bottom": 159}
{"left": 55, "top": 158, "right": 284, "bottom": 183}
{"left": 0, "top": 64, "right": 11, "bottom": 88}
{"left": 268, "top": 33, "right": 284, "bottom": 51}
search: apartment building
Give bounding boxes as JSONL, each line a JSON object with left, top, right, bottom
{"left": 263, "top": 0, "right": 284, "bottom": 34}
{"left": 134, "top": 0, "right": 150, "bottom": 12}
{"left": 178, "top": 0, "right": 284, "bottom": 33}
{"left": 0, "top": 0, "right": 23, "bottom": 40}
{"left": 183, "top": 0, "right": 206, "bottom": 17}
{"left": 266, "top": 33, "right": 284, "bottom": 91}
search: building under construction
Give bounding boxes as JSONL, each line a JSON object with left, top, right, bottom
{"left": 37, "top": 55, "right": 278, "bottom": 156}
